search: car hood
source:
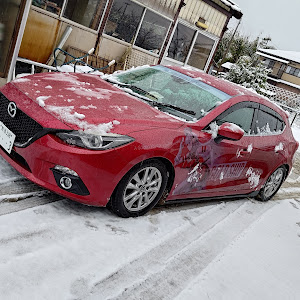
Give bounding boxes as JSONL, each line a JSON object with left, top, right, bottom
{"left": 10, "top": 72, "right": 184, "bottom": 134}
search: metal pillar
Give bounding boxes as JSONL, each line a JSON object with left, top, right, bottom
{"left": 7, "top": 0, "right": 31, "bottom": 82}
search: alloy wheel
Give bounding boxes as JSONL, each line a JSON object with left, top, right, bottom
{"left": 263, "top": 168, "right": 284, "bottom": 198}
{"left": 123, "top": 166, "right": 162, "bottom": 212}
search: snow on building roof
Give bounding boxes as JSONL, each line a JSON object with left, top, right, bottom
{"left": 256, "top": 52, "right": 289, "bottom": 64}
{"left": 220, "top": 0, "right": 242, "bottom": 12}
{"left": 258, "top": 49, "right": 300, "bottom": 64}
{"left": 221, "top": 62, "right": 234, "bottom": 69}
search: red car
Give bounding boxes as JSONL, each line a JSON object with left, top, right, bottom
{"left": 0, "top": 65, "right": 298, "bottom": 217}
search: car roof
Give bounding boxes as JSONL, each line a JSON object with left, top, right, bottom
{"left": 165, "top": 66, "right": 289, "bottom": 121}
{"left": 166, "top": 66, "right": 259, "bottom": 98}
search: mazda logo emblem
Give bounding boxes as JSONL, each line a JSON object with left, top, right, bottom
{"left": 8, "top": 102, "right": 17, "bottom": 118}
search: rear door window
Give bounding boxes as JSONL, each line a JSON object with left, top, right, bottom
{"left": 254, "top": 104, "right": 285, "bottom": 134}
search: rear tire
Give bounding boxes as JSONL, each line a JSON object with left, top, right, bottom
{"left": 256, "top": 166, "right": 286, "bottom": 201}
{"left": 109, "top": 159, "right": 168, "bottom": 218}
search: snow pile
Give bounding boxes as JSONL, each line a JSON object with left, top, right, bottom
{"left": 247, "top": 144, "right": 253, "bottom": 153}
{"left": 46, "top": 105, "right": 120, "bottom": 135}
{"left": 275, "top": 142, "right": 284, "bottom": 152}
{"left": 36, "top": 96, "right": 50, "bottom": 107}
{"left": 223, "top": 122, "right": 244, "bottom": 134}
{"left": 220, "top": 0, "right": 241, "bottom": 12}
{"left": 110, "top": 105, "right": 128, "bottom": 112}
{"left": 209, "top": 122, "right": 219, "bottom": 139}
{"left": 12, "top": 78, "right": 30, "bottom": 83}
{"left": 57, "top": 64, "right": 104, "bottom": 75}
{"left": 73, "top": 112, "right": 85, "bottom": 120}
{"left": 80, "top": 104, "right": 97, "bottom": 110}
{"left": 256, "top": 123, "right": 282, "bottom": 136}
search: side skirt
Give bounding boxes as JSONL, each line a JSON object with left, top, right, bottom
{"left": 164, "top": 191, "right": 260, "bottom": 205}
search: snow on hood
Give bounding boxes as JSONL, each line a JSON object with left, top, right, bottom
{"left": 11, "top": 72, "right": 184, "bottom": 135}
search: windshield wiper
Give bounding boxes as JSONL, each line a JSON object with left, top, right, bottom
{"left": 154, "top": 102, "right": 196, "bottom": 116}
{"left": 105, "top": 79, "right": 158, "bottom": 101}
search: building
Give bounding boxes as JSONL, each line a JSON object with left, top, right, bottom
{"left": 0, "top": 0, "right": 29, "bottom": 85}
{"left": 257, "top": 49, "right": 300, "bottom": 94}
{"left": 1, "top": 0, "right": 242, "bottom": 83}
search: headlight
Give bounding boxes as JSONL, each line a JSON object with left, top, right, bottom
{"left": 56, "top": 131, "right": 134, "bottom": 150}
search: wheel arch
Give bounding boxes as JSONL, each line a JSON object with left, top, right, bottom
{"left": 155, "top": 157, "right": 175, "bottom": 196}
{"left": 109, "top": 156, "right": 175, "bottom": 204}
{"left": 282, "top": 163, "right": 290, "bottom": 180}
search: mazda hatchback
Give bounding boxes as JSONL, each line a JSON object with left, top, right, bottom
{"left": 0, "top": 65, "right": 298, "bottom": 217}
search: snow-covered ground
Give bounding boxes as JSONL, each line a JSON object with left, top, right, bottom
{"left": 292, "top": 124, "right": 300, "bottom": 151}
{"left": 0, "top": 124, "right": 299, "bottom": 299}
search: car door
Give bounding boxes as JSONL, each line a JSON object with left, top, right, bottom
{"left": 202, "top": 101, "right": 259, "bottom": 194}
{"left": 246, "top": 104, "right": 286, "bottom": 188}
{"left": 172, "top": 101, "right": 258, "bottom": 197}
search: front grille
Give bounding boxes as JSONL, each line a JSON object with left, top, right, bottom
{"left": 0, "top": 92, "right": 43, "bottom": 145}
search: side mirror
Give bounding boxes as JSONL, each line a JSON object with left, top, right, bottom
{"left": 215, "top": 122, "right": 244, "bottom": 143}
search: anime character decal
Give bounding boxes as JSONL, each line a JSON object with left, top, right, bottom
{"left": 173, "top": 127, "right": 248, "bottom": 195}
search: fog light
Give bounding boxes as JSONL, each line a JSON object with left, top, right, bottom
{"left": 52, "top": 168, "right": 90, "bottom": 196}
{"left": 60, "top": 176, "right": 72, "bottom": 189}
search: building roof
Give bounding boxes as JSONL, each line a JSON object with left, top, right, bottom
{"left": 221, "top": 62, "right": 234, "bottom": 69}
{"left": 268, "top": 77, "right": 300, "bottom": 90}
{"left": 257, "top": 49, "right": 300, "bottom": 64}
{"left": 220, "top": 0, "right": 241, "bottom": 12}
{"left": 219, "top": 0, "right": 242, "bottom": 18}
{"left": 256, "top": 52, "right": 289, "bottom": 64}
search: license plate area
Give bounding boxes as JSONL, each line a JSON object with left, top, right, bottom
{"left": 0, "top": 121, "right": 16, "bottom": 153}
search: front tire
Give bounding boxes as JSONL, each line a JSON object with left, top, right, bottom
{"left": 256, "top": 166, "right": 286, "bottom": 201}
{"left": 109, "top": 159, "right": 168, "bottom": 218}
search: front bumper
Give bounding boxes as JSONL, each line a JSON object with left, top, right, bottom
{"left": 0, "top": 133, "right": 138, "bottom": 206}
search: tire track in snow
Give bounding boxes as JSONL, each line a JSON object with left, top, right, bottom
{"left": 0, "top": 175, "right": 63, "bottom": 215}
{"left": 88, "top": 200, "right": 275, "bottom": 300}
{"left": 0, "top": 193, "right": 64, "bottom": 216}
{"left": 0, "top": 179, "right": 43, "bottom": 197}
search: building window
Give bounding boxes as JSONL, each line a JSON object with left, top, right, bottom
{"left": 104, "top": 0, "right": 144, "bottom": 43}
{"left": 63, "top": 0, "right": 107, "bottom": 30}
{"left": 188, "top": 33, "right": 215, "bottom": 70}
{"left": 285, "top": 66, "right": 300, "bottom": 77}
{"left": 32, "top": 0, "right": 64, "bottom": 15}
{"left": 263, "top": 58, "right": 275, "bottom": 69}
{"left": 168, "top": 23, "right": 195, "bottom": 63}
{"left": 135, "top": 10, "right": 170, "bottom": 54}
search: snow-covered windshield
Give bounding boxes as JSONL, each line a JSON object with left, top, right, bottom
{"left": 115, "top": 65, "right": 231, "bottom": 121}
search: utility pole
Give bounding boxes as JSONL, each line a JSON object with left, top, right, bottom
{"left": 216, "top": 17, "right": 242, "bottom": 74}
{"left": 158, "top": 0, "right": 186, "bottom": 64}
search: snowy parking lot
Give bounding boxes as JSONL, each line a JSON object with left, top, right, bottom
{"left": 0, "top": 126, "right": 300, "bottom": 299}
